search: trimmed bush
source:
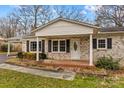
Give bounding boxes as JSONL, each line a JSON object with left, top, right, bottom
{"left": 39, "top": 53, "right": 47, "bottom": 60}
{"left": 1, "top": 44, "right": 13, "bottom": 52}
{"left": 23, "top": 52, "right": 36, "bottom": 60}
{"left": 17, "top": 52, "right": 24, "bottom": 59}
{"left": 95, "top": 56, "right": 120, "bottom": 70}
{"left": 17, "top": 52, "right": 47, "bottom": 60}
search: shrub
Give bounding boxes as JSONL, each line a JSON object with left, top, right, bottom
{"left": 17, "top": 52, "right": 47, "bottom": 60}
{"left": 23, "top": 52, "right": 36, "bottom": 60}
{"left": 17, "top": 52, "right": 24, "bottom": 59}
{"left": 39, "top": 53, "right": 47, "bottom": 60}
{"left": 95, "top": 56, "right": 120, "bottom": 70}
{"left": 1, "top": 44, "right": 13, "bottom": 52}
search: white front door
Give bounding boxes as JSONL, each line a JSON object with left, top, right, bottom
{"left": 71, "top": 39, "right": 80, "bottom": 60}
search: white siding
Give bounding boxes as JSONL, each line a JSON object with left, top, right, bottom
{"left": 22, "top": 41, "right": 26, "bottom": 52}
{"left": 35, "top": 20, "right": 93, "bottom": 36}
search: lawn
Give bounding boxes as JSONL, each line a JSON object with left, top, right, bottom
{"left": 0, "top": 51, "right": 17, "bottom": 54}
{"left": 0, "top": 51, "right": 7, "bottom": 54}
{"left": 0, "top": 68, "right": 124, "bottom": 88}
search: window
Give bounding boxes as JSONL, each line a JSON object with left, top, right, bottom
{"left": 52, "top": 41, "right": 58, "bottom": 52}
{"left": 60, "top": 40, "right": 66, "bottom": 52}
{"left": 52, "top": 40, "right": 66, "bottom": 52}
{"left": 98, "top": 39, "right": 107, "bottom": 49}
{"left": 30, "top": 41, "right": 37, "bottom": 51}
{"left": 30, "top": 41, "right": 42, "bottom": 51}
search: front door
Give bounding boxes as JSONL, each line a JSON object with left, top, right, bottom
{"left": 71, "top": 39, "right": 80, "bottom": 60}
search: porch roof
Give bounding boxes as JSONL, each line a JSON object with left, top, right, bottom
{"left": 7, "top": 36, "right": 22, "bottom": 43}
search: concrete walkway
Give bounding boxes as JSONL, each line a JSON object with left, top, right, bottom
{"left": 0, "top": 54, "right": 8, "bottom": 63}
{"left": 0, "top": 63, "right": 76, "bottom": 80}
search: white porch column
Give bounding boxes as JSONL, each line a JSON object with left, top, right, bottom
{"left": 36, "top": 36, "right": 39, "bottom": 61}
{"left": 89, "top": 34, "right": 93, "bottom": 66}
{"left": 7, "top": 42, "right": 10, "bottom": 56}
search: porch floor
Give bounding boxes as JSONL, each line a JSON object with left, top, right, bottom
{"left": 40, "top": 60, "right": 90, "bottom": 68}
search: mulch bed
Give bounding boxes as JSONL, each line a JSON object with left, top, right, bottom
{"left": 6, "top": 58, "right": 124, "bottom": 77}
{"left": 6, "top": 59, "right": 108, "bottom": 76}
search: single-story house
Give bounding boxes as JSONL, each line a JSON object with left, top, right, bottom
{"left": 7, "top": 18, "right": 124, "bottom": 66}
{"left": 7, "top": 37, "right": 22, "bottom": 55}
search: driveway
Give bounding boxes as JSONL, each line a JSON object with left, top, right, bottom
{"left": 0, "top": 54, "right": 8, "bottom": 63}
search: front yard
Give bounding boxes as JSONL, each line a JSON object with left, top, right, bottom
{"left": 2, "top": 55, "right": 124, "bottom": 88}
{"left": 0, "top": 68, "right": 124, "bottom": 88}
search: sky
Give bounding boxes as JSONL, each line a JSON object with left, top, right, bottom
{"left": 0, "top": 5, "right": 15, "bottom": 17}
{"left": 0, "top": 5, "right": 96, "bottom": 21}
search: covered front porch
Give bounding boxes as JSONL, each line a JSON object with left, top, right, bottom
{"left": 22, "top": 34, "right": 94, "bottom": 66}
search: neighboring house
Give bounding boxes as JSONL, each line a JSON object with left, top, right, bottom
{"left": 7, "top": 37, "right": 22, "bottom": 55}
{"left": 0, "top": 37, "right": 5, "bottom": 51}
{"left": 9, "top": 37, "right": 22, "bottom": 52}
{"left": 8, "top": 18, "right": 124, "bottom": 66}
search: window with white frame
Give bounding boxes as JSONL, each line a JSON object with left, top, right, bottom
{"left": 60, "top": 40, "right": 66, "bottom": 52}
{"left": 30, "top": 41, "right": 37, "bottom": 51}
{"left": 97, "top": 39, "right": 107, "bottom": 49}
{"left": 30, "top": 41, "right": 42, "bottom": 51}
{"left": 52, "top": 41, "right": 58, "bottom": 52}
{"left": 52, "top": 40, "right": 66, "bottom": 52}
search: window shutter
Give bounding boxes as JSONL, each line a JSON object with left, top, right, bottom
{"left": 26, "top": 40, "right": 29, "bottom": 52}
{"left": 93, "top": 39, "right": 97, "bottom": 49}
{"left": 48, "top": 40, "right": 51, "bottom": 52}
{"left": 66, "top": 39, "right": 70, "bottom": 53}
{"left": 39, "top": 41, "right": 41, "bottom": 51}
{"left": 42, "top": 40, "right": 45, "bottom": 53}
{"left": 107, "top": 38, "right": 112, "bottom": 49}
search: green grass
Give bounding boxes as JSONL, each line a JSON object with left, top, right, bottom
{"left": 0, "top": 51, "right": 7, "bottom": 54}
{"left": 0, "top": 68, "right": 124, "bottom": 88}
{"left": 0, "top": 51, "right": 17, "bottom": 54}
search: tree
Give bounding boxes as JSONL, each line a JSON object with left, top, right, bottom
{"left": 12, "top": 5, "right": 87, "bottom": 36}
{"left": 12, "top": 5, "right": 43, "bottom": 34}
{"left": 12, "top": 5, "right": 52, "bottom": 35}
{"left": 0, "top": 5, "right": 89, "bottom": 37}
{"left": 54, "top": 6, "right": 86, "bottom": 22}
{"left": 0, "top": 14, "right": 19, "bottom": 38}
{"left": 95, "top": 5, "right": 124, "bottom": 27}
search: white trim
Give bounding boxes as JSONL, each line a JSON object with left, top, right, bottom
{"left": 60, "top": 40, "right": 66, "bottom": 52}
{"left": 89, "top": 34, "right": 93, "bottom": 66}
{"left": 7, "top": 42, "right": 10, "bottom": 56}
{"left": 51, "top": 39, "right": 66, "bottom": 53}
{"left": 52, "top": 40, "right": 59, "bottom": 53}
{"left": 28, "top": 38, "right": 45, "bottom": 53}
{"left": 97, "top": 38, "right": 107, "bottom": 50}
{"left": 30, "top": 41, "right": 37, "bottom": 52}
{"left": 98, "top": 31, "right": 124, "bottom": 34}
{"left": 36, "top": 37, "right": 39, "bottom": 61}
